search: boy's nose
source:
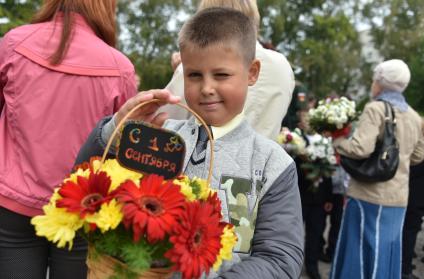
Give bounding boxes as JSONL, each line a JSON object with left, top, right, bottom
{"left": 200, "top": 80, "right": 216, "bottom": 95}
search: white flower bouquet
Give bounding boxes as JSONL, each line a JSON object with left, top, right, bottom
{"left": 301, "top": 134, "right": 337, "bottom": 186}
{"left": 308, "top": 97, "right": 357, "bottom": 132}
{"left": 277, "top": 127, "right": 307, "bottom": 156}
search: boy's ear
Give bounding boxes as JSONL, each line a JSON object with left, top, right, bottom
{"left": 248, "top": 59, "right": 261, "bottom": 86}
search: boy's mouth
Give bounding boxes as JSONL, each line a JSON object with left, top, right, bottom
{"left": 199, "top": 101, "right": 223, "bottom": 110}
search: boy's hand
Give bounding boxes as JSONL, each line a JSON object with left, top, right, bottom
{"left": 115, "top": 89, "right": 180, "bottom": 127}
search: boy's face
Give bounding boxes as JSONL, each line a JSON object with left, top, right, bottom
{"left": 181, "top": 43, "right": 260, "bottom": 126}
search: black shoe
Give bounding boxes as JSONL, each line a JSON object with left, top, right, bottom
{"left": 319, "top": 252, "right": 332, "bottom": 263}
{"left": 412, "top": 263, "right": 416, "bottom": 270}
{"left": 306, "top": 266, "right": 322, "bottom": 279}
{"left": 413, "top": 251, "right": 417, "bottom": 258}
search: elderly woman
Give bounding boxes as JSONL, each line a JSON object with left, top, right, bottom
{"left": 330, "top": 59, "right": 424, "bottom": 279}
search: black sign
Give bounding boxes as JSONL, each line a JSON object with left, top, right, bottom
{"left": 117, "top": 122, "right": 186, "bottom": 180}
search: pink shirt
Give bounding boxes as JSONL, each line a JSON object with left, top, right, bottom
{"left": 0, "top": 14, "right": 136, "bottom": 216}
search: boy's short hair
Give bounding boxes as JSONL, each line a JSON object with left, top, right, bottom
{"left": 197, "top": 0, "right": 260, "bottom": 32}
{"left": 178, "top": 7, "right": 257, "bottom": 65}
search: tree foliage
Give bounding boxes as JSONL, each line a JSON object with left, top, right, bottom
{"left": 293, "top": 13, "right": 362, "bottom": 97}
{"left": 258, "top": 1, "right": 363, "bottom": 97}
{"left": 0, "top": 0, "right": 41, "bottom": 37}
{"left": 117, "top": 0, "right": 193, "bottom": 90}
{"left": 1, "top": 0, "right": 423, "bottom": 109}
{"left": 363, "top": 0, "right": 424, "bottom": 113}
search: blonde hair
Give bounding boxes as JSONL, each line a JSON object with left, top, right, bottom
{"left": 32, "top": 0, "right": 117, "bottom": 65}
{"left": 179, "top": 7, "right": 256, "bottom": 65}
{"left": 198, "top": 0, "right": 260, "bottom": 33}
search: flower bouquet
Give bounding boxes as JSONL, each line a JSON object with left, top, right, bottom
{"left": 31, "top": 100, "right": 237, "bottom": 279}
{"left": 301, "top": 134, "right": 337, "bottom": 188}
{"left": 31, "top": 157, "right": 237, "bottom": 279}
{"left": 277, "top": 127, "right": 306, "bottom": 157}
{"left": 308, "top": 96, "right": 357, "bottom": 133}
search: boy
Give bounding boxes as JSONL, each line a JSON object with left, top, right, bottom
{"left": 162, "top": 0, "right": 295, "bottom": 141}
{"left": 76, "top": 8, "right": 303, "bottom": 278}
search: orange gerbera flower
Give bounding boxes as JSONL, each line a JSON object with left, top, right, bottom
{"left": 115, "top": 174, "right": 186, "bottom": 243}
{"left": 56, "top": 171, "right": 112, "bottom": 218}
{"left": 165, "top": 200, "right": 224, "bottom": 279}
{"left": 72, "top": 156, "right": 102, "bottom": 172}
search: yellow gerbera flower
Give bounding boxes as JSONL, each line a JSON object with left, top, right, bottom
{"left": 98, "top": 159, "right": 143, "bottom": 190}
{"left": 191, "top": 177, "right": 215, "bottom": 200}
{"left": 85, "top": 199, "right": 123, "bottom": 233}
{"left": 173, "top": 175, "right": 196, "bottom": 201}
{"left": 64, "top": 168, "right": 91, "bottom": 184}
{"left": 213, "top": 225, "right": 238, "bottom": 271}
{"left": 31, "top": 203, "right": 84, "bottom": 250}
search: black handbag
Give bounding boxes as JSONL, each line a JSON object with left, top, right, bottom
{"left": 340, "top": 101, "right": 399, "bottom": 183}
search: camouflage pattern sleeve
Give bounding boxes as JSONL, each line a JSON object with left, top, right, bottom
{"left": 218, "top": 162, "right": 304, "bottom": 279}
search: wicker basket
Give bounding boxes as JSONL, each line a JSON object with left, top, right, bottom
{"left": 87, "top": 99, "right": 214, "bottom": 278}
{"left": 87, "top": 246, "right": 173, "bottom": 279}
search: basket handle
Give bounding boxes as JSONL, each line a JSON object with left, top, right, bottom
{"left": 100, "top": 99, "right": 214, "bottom": 184}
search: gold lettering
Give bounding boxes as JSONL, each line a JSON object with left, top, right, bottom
{"left": 129, "top": 128, "right": 141, "bottom": 144}
{"left": 148, "top": 137, "right": 159, "bottom": 152}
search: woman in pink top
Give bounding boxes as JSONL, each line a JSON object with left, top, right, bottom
{"left": 0, "top": 1, "right": 136, "bottom": 278}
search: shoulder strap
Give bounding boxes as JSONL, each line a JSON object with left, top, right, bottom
{"left": 382, "top": 101, "right": 396, "bottom": 124}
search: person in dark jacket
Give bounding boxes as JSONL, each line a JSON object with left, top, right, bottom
{"left": 320, "top": 166, "right": 347, "bottom": 263}
{"left": 402, "top": 161, "right": 424, "bottom": 279}
{"left": 294, "top": 129, "right": 332, "bottom": 279}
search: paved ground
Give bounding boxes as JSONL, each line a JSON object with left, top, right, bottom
{"left": 300, "top": 220, "right": 424, "bottom": 279}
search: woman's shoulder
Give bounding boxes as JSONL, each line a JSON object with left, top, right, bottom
{"left": 107, "top": 46, "right": 134, "bottom": 73}
{"left": 2, "top": 23, "right": 43, "bottom": 46}
{"left": 364, "top": 100, "right": 385, "bottom": 111}
{"left": 406, "top": 105, "right": 422, "bottom": 121}
{"left": 361, "top": 101, "right": 386, "bottom": 121}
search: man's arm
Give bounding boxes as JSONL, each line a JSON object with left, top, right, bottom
{"left": 219, "top": 162, "right": 304, "bottom": 279}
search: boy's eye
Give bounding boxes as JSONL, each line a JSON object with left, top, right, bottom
{"left": 215, "top": 73, "right": 230, "bottom": 78}
{"left": 188, "top": 72, "right": 201, "bottom": 78}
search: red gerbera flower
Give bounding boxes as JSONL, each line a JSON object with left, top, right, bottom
{"left": 56, "top": 171, "right": 112, "bottom": 217}
{"left": 115, "top": 174, "right": 186, "bottom": 243}
{"left": 165, "top": 201, "right": 224, "bottom": 279}
{"left": 205, "top": 192, "right": 223, "bottom": 218}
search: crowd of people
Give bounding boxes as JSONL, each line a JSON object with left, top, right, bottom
{"left": 285, "top": 59, "right": 424, "bottom": 279}
{"left": 0, "top": 0, "right": 423, "bottom": 279}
